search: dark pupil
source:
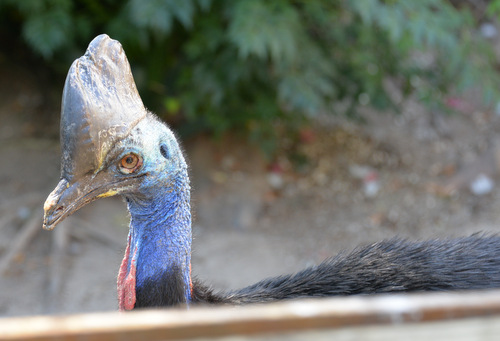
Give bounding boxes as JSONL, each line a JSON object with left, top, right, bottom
{"left": 126, "top": 156, "right": 134, "bottom": 164}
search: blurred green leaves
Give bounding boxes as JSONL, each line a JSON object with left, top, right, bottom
{"left": 128, "top": 0, "right": 195, "bottom": 35}
{"left": 4, "top": 0, "right": 74, "bottom": 58}
{"left": 2, "top": 0, "right": 500, "bottom": 145}
{"left": 228, "top": 0, "right": 302, "bottom": 62}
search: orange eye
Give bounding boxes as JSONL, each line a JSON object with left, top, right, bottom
{"left": 119, "top": 153, "right": 142, "bottom": 174}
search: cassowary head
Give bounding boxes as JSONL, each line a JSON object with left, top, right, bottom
{"left": 44, "top": 34, "right": 193, "bottom": 310}
{"left": 43, "top": 34, "right": 188, "bottom": 231}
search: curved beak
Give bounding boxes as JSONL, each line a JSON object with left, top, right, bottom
{"left": 42, "top": 173, "right": 123, "bottom": 230}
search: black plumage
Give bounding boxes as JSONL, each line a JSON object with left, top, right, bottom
{"left": 186, "top": 235, "right": 500, "bottom": 306}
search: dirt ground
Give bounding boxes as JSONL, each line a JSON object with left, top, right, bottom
{"left": 1, "top": 62, "right": 500, "bottom": 318}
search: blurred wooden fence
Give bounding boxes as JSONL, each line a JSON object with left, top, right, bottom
{"left": 2, "top": 290, "right": 500, "bottom": 341}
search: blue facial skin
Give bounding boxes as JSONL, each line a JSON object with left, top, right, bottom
{"left": 114, "top": 115, "right": 192, "bottom": 305}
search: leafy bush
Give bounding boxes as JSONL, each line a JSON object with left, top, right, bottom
{"left": 2, "top": 0, "right": 500, "bottom": 150}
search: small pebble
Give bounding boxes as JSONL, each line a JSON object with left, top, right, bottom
{"left": 470, "top": 174, "right": 494, "bottom": 196}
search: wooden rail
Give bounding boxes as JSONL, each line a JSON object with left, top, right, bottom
{"left": 2, "top": 290, "right": 500, "bottom": 341}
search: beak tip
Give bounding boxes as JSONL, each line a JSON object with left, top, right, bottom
{"left": 42, "top": 205, "right": 57, "bottom": 231}
{"left": 42, "top": 219, "right": 55, "bottom": 231}
{"left": 42, "top": 178, "right": 70, "bottom": 231}
{"left": 42, "top": 215, "right": 56, "bottom": 231}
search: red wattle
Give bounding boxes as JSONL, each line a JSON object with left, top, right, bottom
{"left": 117, "top": 235, "right": 137, "bottom": 311}
{"left": 189, "top": 263, "right": 193, "bottom": 296}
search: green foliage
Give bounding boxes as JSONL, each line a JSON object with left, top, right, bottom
{"left": 2, "top": 0, "right": 500, "bottom": 149}
{"left": 3, "top": 0, "right": 73, "bottom": 58}
{"left": 228, "top": 0, "right": 302, "bottom": 62}
{"left": 128, "top": 0, "right": 195, "bottom": 36}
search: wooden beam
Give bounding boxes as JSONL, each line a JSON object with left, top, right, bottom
{"left": 2, "top": 290, "right": 500, "bottom": 341}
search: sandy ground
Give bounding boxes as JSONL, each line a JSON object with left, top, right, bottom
{"left": 1, "top": 63, "right": 500, "bottom": 318}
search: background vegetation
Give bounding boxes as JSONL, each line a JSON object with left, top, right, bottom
{"left": 2, "top": 0, "right": 500, "bottom": 152}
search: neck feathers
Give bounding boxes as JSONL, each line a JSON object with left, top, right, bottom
{"left": 121, "top": 170, "right": 192, "bottom": 309}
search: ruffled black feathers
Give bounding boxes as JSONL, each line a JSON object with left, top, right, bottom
{"left": 135, "top": 234, "right": 500, "bottom": 308}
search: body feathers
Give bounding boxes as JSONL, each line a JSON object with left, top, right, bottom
{"left": 144, "top": 235, "right": 500, "bottom": 307}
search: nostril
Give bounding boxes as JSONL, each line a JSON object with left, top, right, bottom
{"left": 55, "top": 206, "right": 64, "bottom": 214}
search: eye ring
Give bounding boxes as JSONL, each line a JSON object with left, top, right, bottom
{"left": 119, "top": 153, "right": 143, "bottom": 174}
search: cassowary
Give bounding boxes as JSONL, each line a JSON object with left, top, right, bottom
{"left": 42, "top": 35, "right": 500, "bottom": 311}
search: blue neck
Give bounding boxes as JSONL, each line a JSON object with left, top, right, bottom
{"left": 125, "top": 171, "right": 192, "bottom": 306}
